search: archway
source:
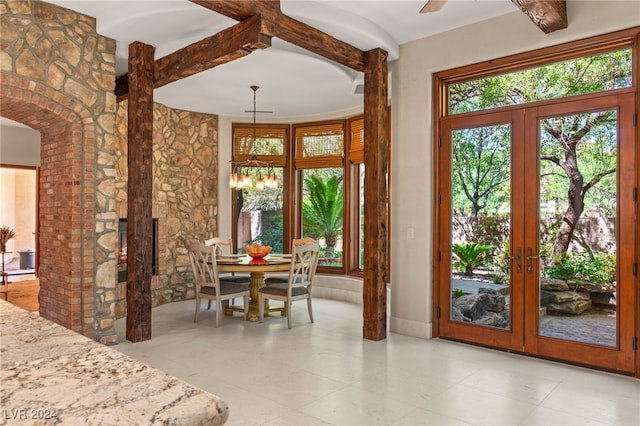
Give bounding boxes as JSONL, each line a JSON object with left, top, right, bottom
{"left": 1, "top": 78, "right": 97, "bottom": 337}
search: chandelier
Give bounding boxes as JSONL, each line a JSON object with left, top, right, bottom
{"left": 229, "top": 85, "right": 278, "bottom": 191}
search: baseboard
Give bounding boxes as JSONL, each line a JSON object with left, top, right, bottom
{"left": 390, "top": 316, "right": 432, "bottom": 340}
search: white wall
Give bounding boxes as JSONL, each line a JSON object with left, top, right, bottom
{"left": 389, "top": 1, "right": 640, "bottom": 339}
{"left": 0, "top": 168, "right": 36, "bottom": 259}
{"left": 0, "top": 124, "right": 40, "bottom": 167}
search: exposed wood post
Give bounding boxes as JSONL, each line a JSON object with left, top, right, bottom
{"left": 363, "top": 48, "right": 388, "bottom": 341}
{"left": 126, "top": 41, "right": 155, "bottom": 343}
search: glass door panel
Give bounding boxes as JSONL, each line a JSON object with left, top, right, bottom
{"left": 438, "top": 110, "right": 525, "bottom": 351}
{"left": 523, "top": 93, "right": 636, "bottom": 374}
{"left": 450, "top": 125, "right": 512, "bottom": 330}
{"left": 537, "top": 110, "right": 618, "bottom": 347}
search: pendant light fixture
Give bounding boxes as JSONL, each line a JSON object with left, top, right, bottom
{"left": 229, "top": 86, "right": 278, "bottom": 191}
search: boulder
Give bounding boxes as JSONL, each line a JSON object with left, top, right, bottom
{"left": 451, "top": 305, "right": 468, "bottom": 322}
{"left": 590, "top": 292, "right": 616, "bottom": 306}
{"left": 453, "top": 293, "right": 491, "bottom": 320}
{"left": 540, "top": 278, "right": 569, "bottom": 291}
{"left": 540, "top": 290, "right": 555, "bottom": 305}
{"left": 478, "top": 287, "right": 506, "bottom": 312}
{"left": 551, "top": 290, "right": 590, "bottom": 303}
{"left": 473, "top": 312, "right": 504, "bottom": 327}
{"left": 546, "top": 299, "right": 592, "bottom": 315}
{"left": 567, "top": 280, "right": 615, "bottom": 293}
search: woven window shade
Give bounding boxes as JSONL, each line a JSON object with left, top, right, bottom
{"left": 348, "top": 117, "right": 364, "bottom": 163}
{"left": 294, "top": 122, "right": 344, "bottom": 169}
{"left": 233, "top": 126, "right": 287, "bottom": 165}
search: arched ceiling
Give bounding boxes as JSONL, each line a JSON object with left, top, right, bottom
{"left": 25, "top": 1, "right": 518, "bottom": 120}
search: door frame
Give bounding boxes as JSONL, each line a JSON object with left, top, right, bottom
{"left": 432, "top": 27, "right": 640, "bottom": 377}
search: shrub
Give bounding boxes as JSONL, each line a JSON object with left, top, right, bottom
{"left": 545, "top": 251, "right": 615, "bottom": 284}
{"left": 452, "top": 288, "right": 466, "bottom": 299}
{"left": 452, "top": 242, "right": 494, "bottom": 276}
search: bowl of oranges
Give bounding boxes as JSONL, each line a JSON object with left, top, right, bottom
{"left": 244, "top": 243, "right": 272, "bottom": 260}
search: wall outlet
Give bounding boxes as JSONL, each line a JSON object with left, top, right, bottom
{"left": 407, "top": 227, "right": 415, "bottom": 239}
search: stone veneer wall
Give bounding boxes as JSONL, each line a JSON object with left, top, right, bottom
{"left": 113, "top": 101, "right": 219, "bottom": 318}
{"left": 0, "top": 0, "right": 118, "bottom": 343}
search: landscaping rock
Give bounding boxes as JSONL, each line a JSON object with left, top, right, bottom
{"left": 540, "top": 290, "right": 555, "bottom": 305}
{"left": 590, "top": 292, "right": 616, "bottom": 306}
{"left": 546, "top": 299, "right": 592, "bottom": 314}
{"left": 478, "top": 287, "right": 505, "bottom": 312}
{"left": 451, "top": 305, "right": 469, "bottom": 322}
{"left": 453, "top": 293, "right": 491, "bottom": 320}
{"left": 540, "top": 278, "right": 569, "bottom": 291}
{"left": 566, "top": 280, "right": 615, "bottom": 293}
{"left": 474, "top": 312, "right": 505, "bottom": 327}
{"left": 551, "top": 290, "right": 590, "bottom": 303}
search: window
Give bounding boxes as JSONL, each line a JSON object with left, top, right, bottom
{"left": 294, "top": 121, "right": 345, "bottom": 271}
{"left": 231, "top": 115, "right": 390, "bottom": 276}
{"left": 448, "top": 48, "right": 632, "bottom": 115}
{"left": 231, "top": 124, "right": 288, "bottom": 253}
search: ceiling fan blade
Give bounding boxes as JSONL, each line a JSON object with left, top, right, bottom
{"left": 420, "top": 0, "right": 448, "bottom": 14}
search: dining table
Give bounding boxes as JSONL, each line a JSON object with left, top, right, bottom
{"left": 216, "top": 254, "right": 292, "bottom": 321}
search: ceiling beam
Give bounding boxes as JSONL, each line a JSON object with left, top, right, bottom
{"left": 190, "top": 0, "right": 366, "bottom": 71}
{"left": 115, "top": 15, "right": 271, "bottom": 101}
{"left": 511, "top": 0, "right": 567, "bottom": 34}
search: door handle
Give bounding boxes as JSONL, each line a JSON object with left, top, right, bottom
{"left": 526, "top": 247, "right": 538, "bottom": 273}
{"left": 509, "top": 247, "right": 522, "bottom": 273}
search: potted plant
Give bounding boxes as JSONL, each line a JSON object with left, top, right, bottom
{"left": 0, "top": 226, "right": 16, "bottom": 253}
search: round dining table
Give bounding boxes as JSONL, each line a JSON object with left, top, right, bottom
{"left": 216, "top": 254, "right": 291, "bottom": 321}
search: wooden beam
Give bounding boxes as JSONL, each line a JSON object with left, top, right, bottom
{"left": 362, "top": 48, "right": 389, "bottom": 341}
{"left": 126, "top": 41, "right": 155, "bottom": 343}
{"left": 272, "top": 15, "right": 365, "bottom": 72}
{"left": 189, "top": 0, "right": 270, "bottom": 21}
{"left": 115, "top": 15, "right": 271, "bottom": 101}
{"left": 190, "top": 0, "right": 366, "bottom": 71}
{"left": 511, "top": 0, "right": 567, "bottom": 34}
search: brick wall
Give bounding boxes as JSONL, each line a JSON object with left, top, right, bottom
{"left": 0, "top": 0, "right": 117, "bottom": 342}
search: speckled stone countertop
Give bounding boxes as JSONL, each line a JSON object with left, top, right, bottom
{"left": 0, "top": 300, "right": 228, "bottom": 425}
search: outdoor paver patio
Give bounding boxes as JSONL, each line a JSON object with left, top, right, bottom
{"left": 452, "top": 276, "right": 617, "bottom": 347}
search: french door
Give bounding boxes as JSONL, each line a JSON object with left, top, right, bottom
{"left": 436, "top": 93, "right": 636, "bottom": 374}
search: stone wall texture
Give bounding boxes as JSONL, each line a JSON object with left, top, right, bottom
{"left": 1, "top": 0, "right": 118, "bottom": 343}
{"left": 1, "top": 0, "right": 219, "bottom": 342}
{"left": 114, "top": 101, "right": 219, "bottom": 317}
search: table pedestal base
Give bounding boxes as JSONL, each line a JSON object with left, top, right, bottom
{"left": 225, "top": 271, "right": 285, "bottom": 321}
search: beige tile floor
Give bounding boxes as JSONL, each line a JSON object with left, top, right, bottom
{"left": 113, "top": 298, "right": 640, "bottom": 426}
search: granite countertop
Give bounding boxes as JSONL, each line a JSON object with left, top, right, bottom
{"left": 0, "top": 300, "right": 228, "bottom": 425}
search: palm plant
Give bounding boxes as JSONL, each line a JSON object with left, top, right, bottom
{"left": 452, "top": 242, "right": 494, "bottom": 276}
{"left": 302, "top": 174, "right": 343, "bottom": 258}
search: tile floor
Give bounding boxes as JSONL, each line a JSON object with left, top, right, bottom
{"left": 113, "top": 298, "right": 640, "bottom": 426}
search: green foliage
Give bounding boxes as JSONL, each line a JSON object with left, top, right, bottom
{"left": 452, "top": 125, "right": 511, "bottom": 217}
{"left": 452, "top": 242, "right": 494, "bottom": 276}
{"left": 302, "top": 171, "right": 343, "bottom": 258}
{"left": 491, "top": 273, "right": 509, "bottom": 285}
{"left": 255, "top": 211, "right": 284, "bottom": 253}
{"left": 452, "top": 288, "right": 466, "bottom": 299}
{"left": 449, "top": 49, "right": 632, "bottom": 114}
{"left": 545, "top": 251, "right": 615, "bottom": 284}
{"left": 452, "top": 216, "right": 509, "bottom": 256}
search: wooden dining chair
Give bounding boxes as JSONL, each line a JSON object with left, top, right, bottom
{"left": 264, "top": 237, "right": 317, "bottom": 285}
{"left": 204, "top": 237, "right": 251, "bottom": 284}
{"left": 188, "top": 242, "right": 250, "bottom": 327}
{"left": 258, "top": 241, "right": 320, "bottom": 329}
